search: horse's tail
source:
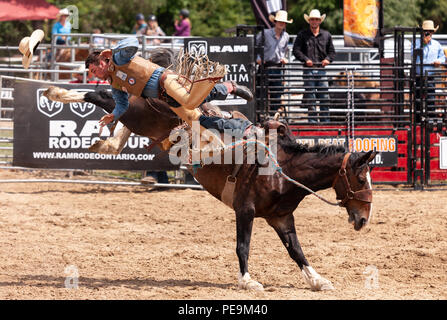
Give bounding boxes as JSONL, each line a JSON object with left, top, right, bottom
{"left": 44, "top": 86, "right": 115, "bottom": 113}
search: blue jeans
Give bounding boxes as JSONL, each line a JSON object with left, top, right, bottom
{"left": 199, "top": 115, "right": 252, "bottom": 135}
{"left": 142, "top": 67, "right": 165, "bottom": 98}
{"left": 205, "top": 83, "right": 229, "bottom": 102}
{"left": 303, "top": 69, "right": 330, "bottom": 123}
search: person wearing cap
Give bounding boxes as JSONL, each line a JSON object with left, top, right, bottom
{"left": 145, "top": 14, "right": 166, "bottom": 45}
{"left": 255, "top": 10, "right": 292, "bottom": 112}
{"left": 411, "top": 20, "right": 446, "bottom": 120}
{"left": 173, "top": 9, "right": 191, "bottom": 37}
{"left": 52, "top": 8, "right": 71, "bottom": 45}
{"left": 293, "top": 9, "right": 335, "bottom": 123}
{"left": 18, "top": 30, "right": 44, "bottom": 69}
{"left": 131, "top": 13, "right": 148, "bottom": 35}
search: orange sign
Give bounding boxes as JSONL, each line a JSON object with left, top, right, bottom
{"left": 344, "top": 0, "right": 380, "bottom": 47}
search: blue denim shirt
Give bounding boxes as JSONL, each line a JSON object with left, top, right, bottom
{"left": 412, "top": 38, "right": 446, "bottom": 75}
{"left": 110, "top": 37, "right": 164, "bottom": 120}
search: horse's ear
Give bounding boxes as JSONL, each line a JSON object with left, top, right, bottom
{"left": 354, "top": 150, "right": 377, "bottom": 167}
{"left": 278, "top": 123, "right": 288, "bottom": 136}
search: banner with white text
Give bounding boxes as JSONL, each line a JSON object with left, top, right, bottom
{"left": 13, "top": 79, "right": 178, "bottom": 170}
{"left": 184, "top": 37, "right": 255, "bottom": 122}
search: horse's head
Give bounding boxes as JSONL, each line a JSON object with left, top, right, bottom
{"left": 332, "top": 151, "right": 376, "bottom": 231}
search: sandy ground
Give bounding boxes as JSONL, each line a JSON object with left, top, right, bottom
{"left": 0, "top": 168, "right": 446, "bottom": 300}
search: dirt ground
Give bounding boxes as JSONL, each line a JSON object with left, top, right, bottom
{"left": 0, "top": 168, "right": 446, "bottom": 300}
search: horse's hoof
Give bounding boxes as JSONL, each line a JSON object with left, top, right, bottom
{"left": 310, "top": 278, "right": 335, "bottom": 291}
{"left": 301, "top": 266, "right": 335, "bottom": 291}
{"left": 238, "top": 272, "right": 264, "bottom": 291}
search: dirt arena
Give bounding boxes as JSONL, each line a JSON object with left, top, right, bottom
{"left": 0, "top": 169, "right": 446, "bottom": 300}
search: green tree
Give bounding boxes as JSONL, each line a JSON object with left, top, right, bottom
{"left": 419, "top": 0, "right": 447, "bottom": 33}
{"left": 287, "top": 0, "right": 343, "bottom": 35}
{"left": 382, "top": 0, "right": 422, "bottom": 29}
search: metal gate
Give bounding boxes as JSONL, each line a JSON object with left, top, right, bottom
{"left": 243, "top": 25, "right": 447, "bottom": 188}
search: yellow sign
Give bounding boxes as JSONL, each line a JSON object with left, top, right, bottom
{"left": 344, "top": 0, "right": 380, "bottom": 47}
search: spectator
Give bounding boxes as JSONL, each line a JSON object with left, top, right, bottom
{"left": 145, "top": 14, "right": 166, "bottom": 45}
{"left": 293, "top": 9, "right": 335, "bottom": 123}
{"left": 256, "top": 10, "right": 292, "bottom": 112}
{"left": 173, "top": 8, "right": 191, "bottom": 37}
{"left": 52, "top": 8, "right": 71, "bottom": 45}
{"left": 92, "top": 28, "right": 105, "bottom": 46}
{"left": 411, "top": 19, "right": 446, "bottom": 121}
{"left": 131, "top": 13, "right": 148, "bottom": 35}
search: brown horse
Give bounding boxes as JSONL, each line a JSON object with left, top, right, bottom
{"left": 45, "top": 87, "right": 376, "bottom": 291}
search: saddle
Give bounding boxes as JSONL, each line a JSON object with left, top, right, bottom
{"left": 146, "top": 102, "right": 249, "bottom": 152}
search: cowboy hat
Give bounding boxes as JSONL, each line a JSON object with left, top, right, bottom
{"left": 304, "top": 9, "right": 326, "bottom": 23}
{"left": 421, "top": 20, "right": 439, "bottom": 32}
{"left": 56, "top": 8, "right": 70, "bottom": 19}
{"left": 18, "top": 29, "right": 44, "bottom": 69}
{"left": 269, "top": 10, "right": 293, "bottom": 24}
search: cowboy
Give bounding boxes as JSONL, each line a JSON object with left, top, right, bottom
{"left": 411, "top": 20, "right": 446, "bottom": 121}
{"left": 18, "top": 29, "right": 44, "bottom": 69}
{"left": 256, "top": 10, "right": 292, "bottom": 112}
{"left": 412, "top": 20, "right": 445, "bottom": 75}
{"left": 293, "top": 9, "right": 335, "bottom": 123}
{"left": 84, "top": 37, "right": 252, "bottom": 130}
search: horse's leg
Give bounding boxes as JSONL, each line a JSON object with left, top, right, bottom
{"left": 266, "top": 214, "right": 335, "bottom": 291}
{"left": 235, "top": 208, "right": 264, "bottom": 291}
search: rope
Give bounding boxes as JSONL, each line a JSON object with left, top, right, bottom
{"left": 346, "top": 70, "right": 355, "bottom": 152}
{"left": 202, "top": 138, "right": 341, "bottom": 207}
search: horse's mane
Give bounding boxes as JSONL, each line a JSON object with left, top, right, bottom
{"left": 278, "top": 137, "right": 346, "bottom": 155}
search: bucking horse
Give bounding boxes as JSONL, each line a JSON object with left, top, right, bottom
{"left": 45, "top": 84, "right": 376, "bottom": 292}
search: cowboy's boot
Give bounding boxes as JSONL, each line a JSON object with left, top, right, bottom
{"left": 230, "top": 81, "right": 254, "bottom": 101}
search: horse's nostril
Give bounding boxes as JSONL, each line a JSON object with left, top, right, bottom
{"left": 360, "top": 217, "right": 367, "bottom": 226}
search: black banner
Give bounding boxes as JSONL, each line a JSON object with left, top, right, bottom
{"left": 184, "top": 37, "right": 255, "bottom": 122}
{"left": 294, "top": 135, "right": 398, "bottom": 167}
{"left": 13, "top": 79, "right": 178, "bottom": 170}
{"left": 249, "top": 0, "right": 287, "bottom": 29}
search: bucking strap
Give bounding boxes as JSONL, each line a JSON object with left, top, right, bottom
{"left": 221, "top": 164, "right": 243, "bottom": 209}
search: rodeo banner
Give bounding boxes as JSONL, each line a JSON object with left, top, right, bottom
{"left": 343, "top": 0, "right": 381, "bottom": 47}
{"left": 184, "top": 37, "right": 255, "bottom": 122}
{"left": 295, "top": 135, "right": 398, "bottom": 167}
{"left": 13, "top": 79, "right": 178, "bottom": 170}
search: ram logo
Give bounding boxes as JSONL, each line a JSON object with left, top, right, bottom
{"left": 36, "top": 88, "right": 64, "bottom": 118}
{"left": 69, "top": 89, "right": 96, "bottom": 118}
{"left": 187, "top": 41, "right": 208, "bottom": 56}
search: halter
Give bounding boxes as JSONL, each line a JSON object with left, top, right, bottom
{"left": 331, "top": 153, "right": 373, "bottom": 207}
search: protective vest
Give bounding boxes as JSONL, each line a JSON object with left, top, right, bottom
{"left": 107, "top": 56, "right": 159, "bottom": 96}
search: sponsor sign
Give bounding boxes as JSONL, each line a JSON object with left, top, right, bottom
{"left": 184, "top": 37, "right": 255, "bottom": 122}
{"left": 13, "top": 79, "right": 178, "bottom": 170}
{"left": 294, "top": 135, "right": 398, "bottom": 167}
{"left": 440, "top": 137, "right": 447, "bottom": 169}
